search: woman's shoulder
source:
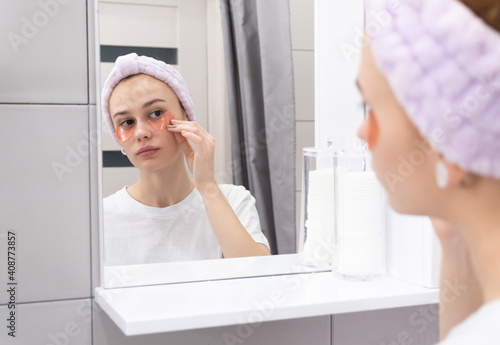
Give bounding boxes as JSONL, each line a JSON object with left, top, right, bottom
{"left": 218, "top": 184, "right": 255, "bottom": 205}
{"left": 103, "top": 187, "right": 128, "bottom": 211}
{"left": 218, "top": 184, "right": 252, "bottom": 197}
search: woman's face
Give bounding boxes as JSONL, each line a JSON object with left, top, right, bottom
{"left": 356, "top": 46, "right": 441, "bottom": 215}
{"left": 108, "top": 74, "right": 187, "bottom": 172}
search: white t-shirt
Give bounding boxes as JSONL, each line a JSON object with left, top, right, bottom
{"left": 439, "top": 299, "right": 500, "bottom": 344}
{"left": 103, "top": 184, "right": 270, "bottom": 266}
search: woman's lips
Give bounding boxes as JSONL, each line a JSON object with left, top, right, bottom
{"left": 136, "top": 146, "right": 160, "bottom": 157}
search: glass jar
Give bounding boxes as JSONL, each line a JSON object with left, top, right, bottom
{"left": 333, "top": 148, "right": 385, "bottom": 280}
{"left": 299, "top": 147, "right": 336, "bottom": 268}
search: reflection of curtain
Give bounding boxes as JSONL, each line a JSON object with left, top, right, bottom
{"left": 220, "top": 0, "right": 296, "bottom": 254}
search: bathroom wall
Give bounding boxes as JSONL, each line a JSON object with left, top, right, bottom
{"left": 291, "top": 0, "right": 316, "bottom": 236}
{"left": 0, "top": 1, "right": 438, "bottom": 344}
{"left": 0, "top": 1, "right": 96, "bottom": 345}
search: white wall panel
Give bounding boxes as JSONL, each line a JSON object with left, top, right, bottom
{"left": 290, "top": 0, "right": 315, "bottom": 50}
{"left": 294, "top": 50, "right": 315, "bottom": 121}
{"left": 0, "top": 105, "right": 90, "bottom": 303}
{"left": 296, "top": 121, "right": 315, "bottom": 192}
{"left": 0, "top": 0, "right": 88, "bottom": 104}
{"left": 102, "top": 167, "right": 140, "bottom": 198}
{"left": 99, "top": 2, "right": 178, "bottom": 48}
{"left": 89, "top": 0, "right": 98, "bottom": 105}
{"left": 178, "top": 0, "right": 208, "bottom": 131}
{"left": 315, "top": 0, "right": 364, "bottom": 148}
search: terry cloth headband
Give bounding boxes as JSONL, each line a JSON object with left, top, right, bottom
{"left": 101, "top": 53, "right": 196, "bottom": 144}
{"left": 366, "top": 0, "right": 500, "bottom": 178}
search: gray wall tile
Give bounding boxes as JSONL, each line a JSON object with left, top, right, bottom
{"left": 0, "top": 105, "right": 91, "bottom": 303}
{"left": 1, "top": 1, "right": 88, "bottom": 104}
{"left": 333, "top": 304, "right": 440, "bottom": 345}
{"left": 0, "top": 298, "right": 92, "bottom": 344}
{"left": 89, "top": 106, "right": 100, "bottom": 296}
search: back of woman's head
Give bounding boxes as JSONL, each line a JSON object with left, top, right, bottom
{"left": 365, "top": 0, "right": 500, "bottom": 179}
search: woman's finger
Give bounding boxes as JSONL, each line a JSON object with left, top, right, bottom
{"left": 173, "top": 131, "right": 194, "bottom": 156}
{"left": 170, "top": 120, "right": 209, "bottom": 136}
{"left": 181, "top": 130, "right": 203, "bottom": 143}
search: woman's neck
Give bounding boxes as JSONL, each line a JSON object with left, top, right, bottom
{"left": 127, "top": 158, "right": 194, "bottom": 208}
{"left": 449, "top": 178, "right": 500, "bottom": 303}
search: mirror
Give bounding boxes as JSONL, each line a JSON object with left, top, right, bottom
{"left": 97, "top": 0, "right": 324, "bottom": 288}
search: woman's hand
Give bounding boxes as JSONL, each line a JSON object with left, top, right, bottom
{"left": 167, "top": 119, "right": 269, "bottom": 258}
{"left": 167, "top": 119, "right": 216, "bottom": 192}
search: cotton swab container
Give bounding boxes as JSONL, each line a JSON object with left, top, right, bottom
{"left": 333, "top": 148, "right": 385, "bottom": 280}
{"left": 299, "top": 147, "right": 336, "bottom": 268}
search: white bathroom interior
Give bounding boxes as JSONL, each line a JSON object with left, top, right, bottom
{"left": 0, "top": 0, "right": 441, "bottom": 344}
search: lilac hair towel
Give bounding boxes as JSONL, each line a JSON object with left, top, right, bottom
{"left": 101, "top": 53, "right": 196, "bottom": 144}
{"left": 366, "top": 0, "right": 500, "bottom": 178}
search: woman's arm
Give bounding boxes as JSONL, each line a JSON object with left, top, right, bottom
{"left": 198, "top": 183, "right": 270, "bottom": 257}
{"left": 431, "top": 218, "right": 483, "bottom": 340}
{"left": 168, "top": 120, "right": 271, "bottom": 257}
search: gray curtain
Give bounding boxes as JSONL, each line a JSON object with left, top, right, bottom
{"left": 220, "top": 0, "right": 296, "bottom": 254}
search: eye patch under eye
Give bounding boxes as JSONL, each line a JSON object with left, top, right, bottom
{"left": 367, "top": 109, "right": 379, "bottom": 149}
{"left": 147, "top": 113, "right": 168, "bottom": 130}
{"left": 116, "top": 125, "right": 135, "bottom": 143}
{"left": 115, "top": 112, "right": 172, "bottom": 143}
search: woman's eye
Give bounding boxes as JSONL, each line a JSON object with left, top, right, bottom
{"left": 150, "top": 110, "right": 163, "bottom": 119}
{"left": 120, "top": 119, "right": 134, "bottom": 127}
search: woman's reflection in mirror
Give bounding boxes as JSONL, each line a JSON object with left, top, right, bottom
{"left": 102, "top": 53, "right": 270, "bottom": 265}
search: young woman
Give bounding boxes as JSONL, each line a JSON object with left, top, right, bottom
{"left": 101, "top": 53, "right": 270, "bottom": 265}
{"left": 357, "top": 0, "right": 500, "bottom": 343}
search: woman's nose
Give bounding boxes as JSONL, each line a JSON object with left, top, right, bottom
{"left": 134, "top": 120, "right": 152, "bottom": 139}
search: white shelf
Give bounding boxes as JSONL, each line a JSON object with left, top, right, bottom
{"left": 103, "top": 254, "right": 327, "bottom": 288}
{"left": 95, "top": 271, "right": 439, "bottom": 336}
